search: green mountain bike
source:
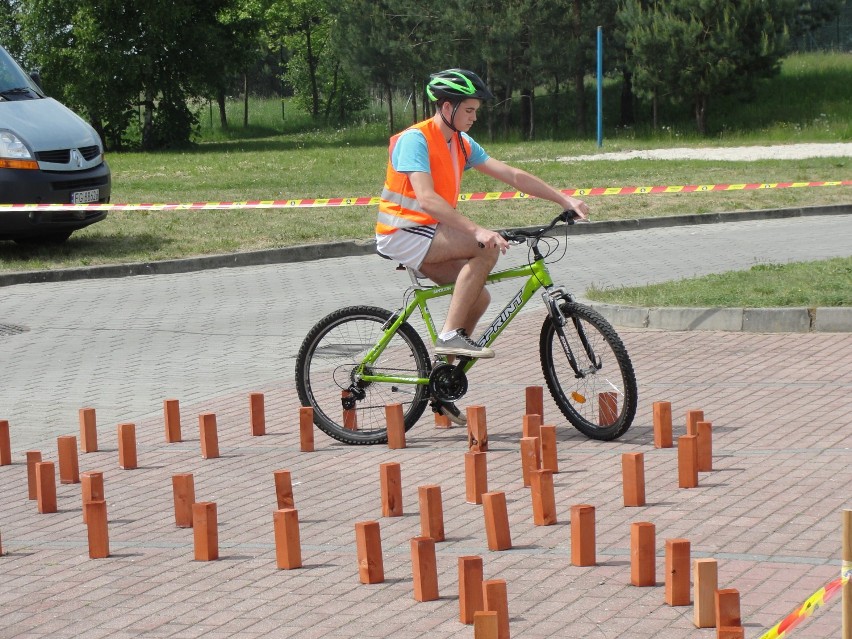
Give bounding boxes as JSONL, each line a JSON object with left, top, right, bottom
{"left": 295, "top": 211, "right": 638, "bottom": 445}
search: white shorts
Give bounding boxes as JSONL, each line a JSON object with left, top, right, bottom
{"left": 375, "top": 224, "right": 437, "bottom": 271}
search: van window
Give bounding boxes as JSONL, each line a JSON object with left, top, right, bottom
{"left": 0, "top": 46, "right": 43, "bottom": 100}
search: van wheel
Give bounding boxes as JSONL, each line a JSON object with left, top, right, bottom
{"left": 14, "top": 231, "right": 73, "bottom": 244}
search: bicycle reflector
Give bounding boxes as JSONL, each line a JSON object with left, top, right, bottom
{"left": 571, "top": 392, "right": 586, "bottom": 403}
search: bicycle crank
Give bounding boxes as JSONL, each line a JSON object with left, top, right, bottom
{"left": 428, "top": 363, "right": 468, "bottom": 402}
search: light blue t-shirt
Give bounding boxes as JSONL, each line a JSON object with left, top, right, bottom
{"left": 391, "top": 129, "right": 489, "bottom": 174}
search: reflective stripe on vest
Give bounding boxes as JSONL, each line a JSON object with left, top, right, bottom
{"left": 376, "top": 118, "right": 469, "bottom": 235}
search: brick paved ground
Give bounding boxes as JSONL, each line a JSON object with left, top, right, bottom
{"left": 2, "top": 309, "right": 850, "bottom": 638}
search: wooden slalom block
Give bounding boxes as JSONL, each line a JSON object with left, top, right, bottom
{"left": 379, "top": 462, "right": 402, "bottom": 517}
{"left": 522, "top": 413, "right": 541, "bottom": 439}
{"left": 466, "top": 405, "right": 488, "bottom": 452}
{"left": 433, "top": 411, "right": 452, "bottom": 428}
{"left": 686, "top": 409, "right": 704, "bottom": 436}
{"left": 696, "top": 421, "right": 713, "bottom": 471}
{"left": 385, "top": 403, "right": 406, "bottom": 449}
{"left": 482, "top": 492, "right": 512, "bottom": 551}
{"left": 411, "top": 536, "right": 439, "bottom": 601}
{"left": 57, "top": 435, "right": 80, "bottom": 484}
{"left": 622, "top": 452, "right": 646, "bottom": 507}
{"left": 473, "top": 611, "right": 499, "bottom": 639}
{"left": 530, "top": 470, "right": 556, "bottom": 526}
{"left": 355, "top": 520, "right": 384, "bottom": 584}
{"left": 117, "top": 423, "right": 138, "bottom": 469}
{"left": 250, "top": 392, "right": 266, "bottom": 436}
{"left": 163, "top": 398, "right": 182, "bottom": 443}
{"left": 678, "top": 434, "right": 699, "bottom": 488}
{"left": 458, "top": 555, "right": 484, "bottom": 624}
{"left": 78, "top": 408, "right": 98, "bottom": 452}
{"left": 192, "top": 502, "right": 219, "bottom": 561}
{"left": 664, "top": 538, "right": 691, "bottom": 606}
{"left": 519, "top": 437, "right": 540, "bottom": 487}
{"left": 273, "top": 508, "right": 302, "bottom": 569}
{"left": 35, "top": 461, "right": 57, "bottom": 514}
{"left": 717, "top": 627, "right": 745, "bottom": 639}
{"left": 342, "top": 391, "right": 358, "bottom": 431}
{"left": 465, "top": 451, "right": 488, "bottom": 505}
{"left": 715, "top": 588, "right": 742, "bottom": 631}
{"left": 85, "top": 500, "right": 109, "bottom": 559}
{"left": 598, "top": 391, "right": 619, "bottom": 425}
{"left": 26, "top": 451, "right": 42, "bottom": 500}
{"left": 298, "top": 406, "right": 314, "bottom": 452}
{"left": 539, "top": 424, "right": 559, "bottom": 473}
{"left": 274, "top": 469, "right": 295, "bottom": 510}
{"left": 570, "top": 504, "right": 596, "bottom": 566}
{"left": 630, "top": 522, "right": 656, "bottom": 587}
{"left": 482, "top": 579, "right": 510, "bottom": 639}
{"left": 0, "top": 420, "right": 10, "bottom": 465}
{"left": 81, "top": 470, "right": 105, "bottom": 524}
{"left": 693, "top": 558, "right": 719, "bottom": 628}
{"left": 652, "top": 401, "right": 673, "bottom": 448}
{"left": 525, "top": 385, "right": 544, "bottom": 420}
{"left": 418, "top": 484, "right": 445, "bottom": 541}
{"left": 198, "top": 413, "right": 220, "bottom": 459}
{"left": 172, "top": 473, "right": 195, "bottom": 528}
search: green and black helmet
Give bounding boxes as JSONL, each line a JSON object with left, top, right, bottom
{"left": 426, "top": 68, "right": 494, "bottom": 103}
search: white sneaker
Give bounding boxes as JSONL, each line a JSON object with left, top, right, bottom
{"left": 434, "top": 329, "right": 495, "bottom": 359}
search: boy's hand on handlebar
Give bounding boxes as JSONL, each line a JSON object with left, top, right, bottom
{"left": 564, "top": 196, "right": 590, "bottom": 222}
{"left": 476, "top": 228, "right": 509, "bottom": 253}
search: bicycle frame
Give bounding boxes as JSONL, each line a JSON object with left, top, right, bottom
{"left": 356, "top": 256, "right": 556, "bottom": 386}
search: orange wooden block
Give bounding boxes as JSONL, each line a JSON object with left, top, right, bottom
{"left": 694, "top": 558, "right": 719, "bottom": 628}
{"left": 599, "top": 391, "right": 618, "bottom": 425}
{"left": 411, "top": 536, "right": 439, "bottom": 601}
{"left": 379, "top": 462, "right": 402, "bottom": 517}
{"left": 653, "top": 401, "right": 673, "bottom": 448}
{"left": 473, "top": 611, "right": 499, "bottom": 639}
{"left": 274, "top": 469, "right": 295, "bottom": 510}
{"left": 386, "top": 403, "right": 406, "bottom": 449}
{"left": 299, "top": 406, "right": 314, "bottom": 452}
{"left": 630, "top": 522, "right": 656, "bottom": 586}
{"left": 459, "top": 556, "right": 484, "bottom": 624}
{"left": 35, "top": 461, "right": 57, "bottom": 514}
{"left": 117, "top": 423, "right": 138, "bottom": 469}
{"left": 539, "top": 424, "right": 559, "bottom": 473}
{"left": 57, "top": 435, "right": 80, "bottom": 484}
{"left": 717, "top": 627, "right": 745, "bottom": 639}
{"left": 519, "top": 437, "right": 540, "bottom": 487}
{"left": 482, "top": 492, "right": 512, "bottom": 551}
{"left": 78, "top": 408, "right": 98, "bottom": 452}
{"left": 622, "top": 452, "right": 646, "bottom": 507}
{"left": 26, "top": 451, "right": 42, "bottom": 500}
{"left": 172, "top": 473, "right": 195, "bottom": 528}
{"left": 342, "top": 391, "right": 358, "bottom": 431}
{"left": 686, "top": 409, "right": 704, "bottom": 436}
{"left": 192, "top": 502, "right": 219, "bottom": 561}
{"left": 678, "top": 435, "right": 699, "bottom": 488}
{"left": 81, "top": 470, "right": 105, "bottom": 524}
{"left": 163, "top": 398, "right": 182, "bottom": 443}
{"left": 418, "top": 484, "right": 445, "bottom": 542}
{"left": 85, "top": 500, "right": 109, "bottom": 559}
{"left": 530, "top": 470, "right": 556, "bottom": 526}
{"left": 696, "top": 421, "right": 713, "bottom": 471}
{"left": 273, "top": 508, "right": 302, "bottom": 569}
{"left": 482, "top": 579, "right": 510, "bottom": 639}
{"left": 665, "top": 538, "right": 691, "bottom": 606}
{"left": 465, "top": 451, "right": 488, "bottom": 505}
{"left": 525, "top": 385, "right": 544, "bottom": 420}
{"left": 434, "top": 411, "right": 452, "bottom": 428}
{"left": 250, "top": 392, "right": 266, "bottom": 436}
{"left": 466, "top": 405, "right": 488, "bottom": 452}
{"left": 522, "top": 413, "right": 541, "bottom": 439}
{"left": 715, "top": 588, "right": 742, "bottom": 629}
{"left": 0, "top": 420, "right": 10, "bottom": 465}
{"left": 570, "top": 504, "right": 596, "bottom": 566}
{"left": 355, "top": 520, "right": 384, "bottom": 584}
{"left": 198, "top": 413, "right": 219, "bottom": 459}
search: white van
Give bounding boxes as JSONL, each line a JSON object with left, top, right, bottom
{"left": 0, "top": 44, "right": 111, "bottom": 243}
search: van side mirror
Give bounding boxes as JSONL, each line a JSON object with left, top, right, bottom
{"left": 29, "top": 70, "right": 42, "bottom": 90}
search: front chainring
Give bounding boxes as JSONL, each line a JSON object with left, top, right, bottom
{"left": 428, "top": 363, "right": 468, "bottom": 402}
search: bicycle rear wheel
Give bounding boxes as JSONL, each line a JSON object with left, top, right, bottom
{"left": 295, "top": 305, "right": 431, "bottom": 445}
{"left": 539, "top": 301, "right": 637, "bottom": 441}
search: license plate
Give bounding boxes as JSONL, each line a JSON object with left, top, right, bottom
{"left": 71, "top": 189, "right": 99, "bottom": 204}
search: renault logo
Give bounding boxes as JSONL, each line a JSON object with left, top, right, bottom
{"left": 70, "top": 149, "right": 83, "bottom": 168}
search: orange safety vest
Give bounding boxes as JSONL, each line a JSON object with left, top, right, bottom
{"left": 376, "top": 118, "right": 470, "bottom": 235}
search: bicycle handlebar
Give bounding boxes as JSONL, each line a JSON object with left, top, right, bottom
{"left": 499, "top": 210, "right": 578, "bottom": 244}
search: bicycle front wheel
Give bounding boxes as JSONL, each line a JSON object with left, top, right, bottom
{"left": 295, "top": 305, "right": 432, "bottom": 445}
{"left": 539, "top": 301, "right": 637, "bottom": 441}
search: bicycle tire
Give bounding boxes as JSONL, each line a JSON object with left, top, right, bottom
{"left": 295, "top": 305, "right": 432, "bottom": 445}
{"left": 539, "top": 301, "right": 637, "bottom": 441}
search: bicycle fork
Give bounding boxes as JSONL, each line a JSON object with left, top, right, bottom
{"left": 542, "top": 286, "right": 602, "bottom": 378}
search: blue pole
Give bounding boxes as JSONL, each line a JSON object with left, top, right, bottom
{"left": 596, "top": 26, "right": 603, "bottom": 148}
